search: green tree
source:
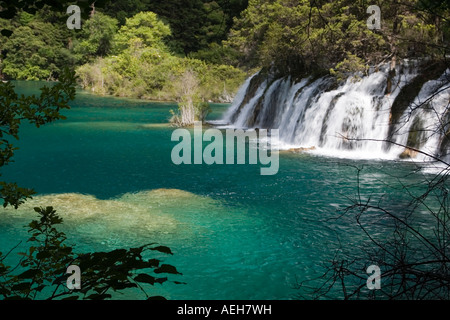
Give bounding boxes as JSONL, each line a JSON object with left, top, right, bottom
{"left": 101, "top": 0, "right": 152, "bottom": 25}
{"left": 200, "top": 1, "right": 228, "bottom": 47}
{"left": 189, "top": 42, "right": 241, "bottom": 66}
{"left": 133, "top": 0, "right": 208, "bottom": 55}
{"left": 0, "top": 69, "right": 76, "bottom": 208}
{"left": 76, "top": 11, "right": 246, "bottom": 102}
{"left": 73, "top": 12, "right": 118, "bottom": 64}
{"left": 112, "top": 11, "right": 172, "bottom": 54}
{"left": 226, "top": 0, "right": 447, "bottom": 74}
{"left": 169, "top": 69, "right": 212, "bottom": 127}
{"left": 219, "top": 0, "right": 249, "bottom": 27}
{"left": 0, "top": 18, "right": 12, "bottom": 78}
{"left": 104, "top": 0, "right": 249, "bottom": 55}
{"left": 1, "top": 19, "right": 72, "bottom": 80}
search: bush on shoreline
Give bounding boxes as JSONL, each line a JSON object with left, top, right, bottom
{"left": 75, "top": 11, "right": 247, "bottom": 103}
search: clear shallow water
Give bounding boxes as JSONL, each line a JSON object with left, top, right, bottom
{"left": 0, "top": 81, "right": 434, "bottom": 300}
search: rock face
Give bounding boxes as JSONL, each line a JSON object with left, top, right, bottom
{"left": 222, "top": 60, "right": 450, "bottom": 162}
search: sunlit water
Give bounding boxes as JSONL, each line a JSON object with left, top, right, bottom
{"left": 0, "top": 81, "right": 437, "bottom": 300}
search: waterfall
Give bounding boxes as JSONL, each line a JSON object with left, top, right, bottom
{"left": 222, "top": 60, "right": 450, "bottom": 165}
{"left": 222, "top": 72, "right": 259, "bottom": 124}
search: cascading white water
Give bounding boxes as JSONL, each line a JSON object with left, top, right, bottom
{"left": 233, "top": 79, "right": 268, "bottom": 128}
{"left": 391, "top": 71, "right": 450, "bottom": 163}
{"left": 221, "top": 72, "right": 259, "bottom": 124}
{"left": 223, "top": 60, "right": 450, "bottom": 164}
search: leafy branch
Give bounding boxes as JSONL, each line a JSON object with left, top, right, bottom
{"left": 0, "top": 206, "right": 183, "bottom": 300}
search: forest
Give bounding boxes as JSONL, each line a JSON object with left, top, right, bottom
{"left": 1, "top": 0, "right": 448, "bottom": 102}
{"left": 0, "top": 0, "right": 249, "bottom": 103}
{"left": 0, "top": 0, "right": 450, "bottom": 303}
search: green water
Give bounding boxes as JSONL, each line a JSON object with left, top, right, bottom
{"left": 0, "top": 81, "right": 432, "bottom": 300}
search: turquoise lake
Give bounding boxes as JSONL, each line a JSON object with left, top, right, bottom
{"left": 0, "top": 81, "right": 433, "bottom": 300}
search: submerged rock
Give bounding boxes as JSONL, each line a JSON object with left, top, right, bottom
{"left": 399, "top": 148, "right": 419, "bottom": 159}
{"left": 287, "top": 147, "right": 317, "bottom": 153}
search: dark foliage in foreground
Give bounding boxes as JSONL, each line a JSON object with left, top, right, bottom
{"left": 0, "top": 69, "right": 76, "bottom": 208}
{"left": 296, "top": 79, "right": 450, "bottom": 299}
{"left": 0, "top": 69, "right": 181, "bottom": 300}
{"left": 0, "top": 206, "right": 182, "bottom": 300}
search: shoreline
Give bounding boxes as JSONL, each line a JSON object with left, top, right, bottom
{"left": 6, "top": 79, "right": 236, "bottom": 105}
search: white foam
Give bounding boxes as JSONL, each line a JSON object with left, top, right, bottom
{"left": 222, "top": 63, "right": 450, "bottom": 168}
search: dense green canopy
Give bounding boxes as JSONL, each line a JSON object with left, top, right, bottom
{"left": 227, "top": 0, "right": 449, "bottom": 75}
{"left": 0, "top": 0, "right": 448, "bottom": 86}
